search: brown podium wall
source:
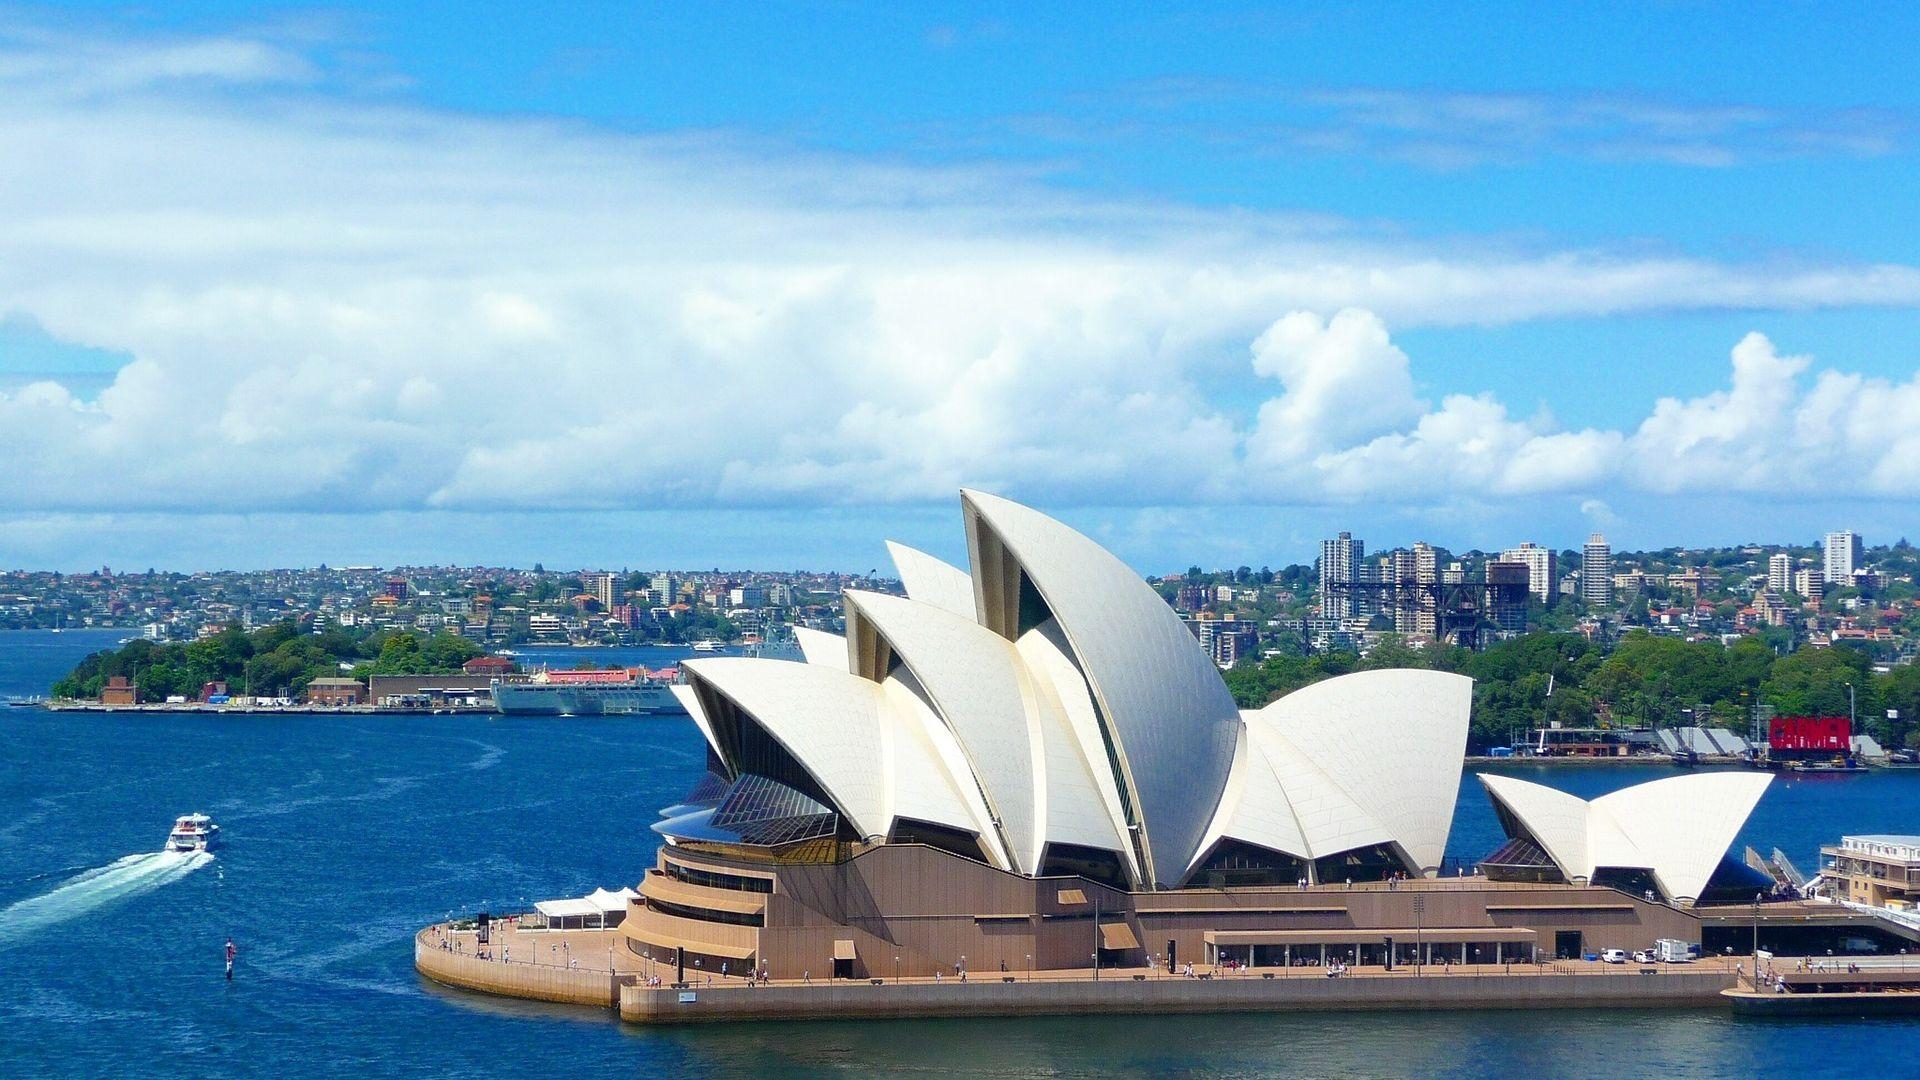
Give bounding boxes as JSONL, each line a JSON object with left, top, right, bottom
{"left": 628, "top": 844, "right": 1705, "bottom": 982}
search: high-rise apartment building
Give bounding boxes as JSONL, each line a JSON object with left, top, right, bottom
{"left": 1767, "top": 553, "right": 1792, "bottom": 595}
{"left": 1499, "top": 542, "right": 1558, "bottom": 601}
{"left": 1794, "top": 568, "right": 1823, "bottom": 600}
{"left": 1412, "top": 543, "right": 1439, "bottom": 635}
{"left": 650, "top": 572, "right": 677, "bottom": 605}
{"left": 581, "top": 571, "right": 616, "bottom": 609}
{"left": 1824, "top": 531, "right": 1864, "bottom": 584}
{"left": 1318, "top": 532, "right": 1363, "bottom": 621}
{"left": 1388, "top": 550, "right": 1420, "bottom": 633}
{"left": 1581, "top": 533, "right": 1613, "bottom": 607}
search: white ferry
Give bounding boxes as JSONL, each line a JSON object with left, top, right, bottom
{"left": 167, "top": 813, "right": 220, "bottom": 852}
{"left": 490, "top": 667, "right": 684, "bottom": 717}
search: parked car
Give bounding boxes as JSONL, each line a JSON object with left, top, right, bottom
{"left": 1600, "top": 949, "right": 1629, "bottom": 964}
{"left": 1631, "top": 949, "right": 1655, "bottom": 964}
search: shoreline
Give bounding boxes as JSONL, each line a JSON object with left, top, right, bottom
{"left": 39, "top": 701, "right": 500, "bottom": 715}
{"left": 411, "top": 924, "right": 1740, "bottom": 1024}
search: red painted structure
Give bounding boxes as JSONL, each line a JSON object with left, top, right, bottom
{"left": 540, "top": 667, "right": 643, "bottom": 684}
{"left": 1769, "top": 715, "right": 1851, "bottom": 754}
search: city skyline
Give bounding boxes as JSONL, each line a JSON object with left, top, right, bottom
{"left": 2, "top": 5, "right": 1919, "bottom": 571}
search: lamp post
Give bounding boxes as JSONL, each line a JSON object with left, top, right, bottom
{"left": 1413, "top": 894, "right": 1426, "bottom": 976}
{"left": 1092, "top": 889, "right": 1100, "bottom": 981}
{"left": 894, "top": 955, "right": 900, "bottom": 984}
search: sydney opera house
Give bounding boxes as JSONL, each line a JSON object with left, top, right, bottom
{"left": 621, "top": 490, "right": 1774, "bottom": 978}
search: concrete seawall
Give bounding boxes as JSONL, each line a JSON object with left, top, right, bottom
{"left": 414, "top": 930, "right": 626, "bottom": 1007}
{"left": 619, "top": 969, "right": 1736, "bottom": 1025}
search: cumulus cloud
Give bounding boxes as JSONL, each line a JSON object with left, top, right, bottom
{"left": 0, "top": 22, "right": 1916, "bottom": 524}
{"left": 1245, "top": 309, "right": 1424, "bottom": 465}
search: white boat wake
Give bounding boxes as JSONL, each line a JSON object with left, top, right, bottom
{"left": 0, "top": 850, "right": 213, "bottom": 947}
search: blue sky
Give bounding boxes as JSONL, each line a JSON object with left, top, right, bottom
{"left": 1, "top": 3, "right": 1918, "bottom": 571}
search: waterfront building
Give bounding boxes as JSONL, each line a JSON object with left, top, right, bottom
{"left": 366, "top": 674, "right": 495, "bottom": 708}
{"left": 1768, "top": 553, "right": 1792, "bottom": 595}
{"left": 1820, "top": 835, "right": 1920, "bottom": 909}
{"left": 100, "top": 674, "right": 138, "bottom": 705}
{"left": 305, "top": 677, "right": 366, "bottom": 706}
{"left": 1581, "top": 534, "right": 1613, "bottom": 607}
{"left": 1824, "top": 531, "right": 1864, "bottom": 585}
{"left": 614, "top": 491, "right": 1745, "bottom": 981}
{"left": 1499, "top": 542, "right": 1558, "bottom": 601}
{"left": 1318, "top": 532, "right": 1362, "bottom": 620}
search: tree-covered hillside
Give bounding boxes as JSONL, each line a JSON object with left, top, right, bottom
{"left": 1225, "top": 630, "right": 1920, "bottom": 751}
{"left": 50, "top": 620, "right": 482, "bottom": 701}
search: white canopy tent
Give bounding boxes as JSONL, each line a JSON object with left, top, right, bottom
{"left": 533, "top": 887, "right": 639, "bottom": 929}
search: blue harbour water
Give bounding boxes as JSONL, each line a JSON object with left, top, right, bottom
{"left": 2, "top": 628, "right": 1916, "bottom": 1078}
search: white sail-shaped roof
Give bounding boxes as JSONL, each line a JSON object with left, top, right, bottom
{"left": 791, "top": 626, "right": 849, "bottom": 670}
{"left": 684, "top": 658, "right": 889, "bottom": 837}
{"left": 1252, "top": 669, "right": 1472, "bottom": 874}
{"left": 1592, "top": 772, "right": 1772, "bottom": 903}
{"left": 683, "top": 657, "right": 987, "bottom": 850}
{"left": 876, "top": 673, "right": 1010, "bottom": 867}
{"left": 670, "top": 683, "right": 723, "bottom": 764}
{"left": 961, "top": 488, "right": 1239, "bottom": 888}
{"left": 660, "top": 491, "right": 1485, "bottom": 894}
{"left": 1184, "top": 670, "right": 1472, "bottom": 882}
{"left": 1014, "top": 621, "right": 1136, "bottom": 874}
{"left": 1480, "top": 773, "right": 1592, "bottom": 878}
{"left": 885, "top": 541, "right": 977, "bottom": 620}
{"left": 1188, "top": 722, "right": 1315, "bottom": 867}
{"left": 843, "top": 589, "right": 1040, "bottom": 873}
{"left": 1480, "top": 772, "right": 1772, "bottom": 904}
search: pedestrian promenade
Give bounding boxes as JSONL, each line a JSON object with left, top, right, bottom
{"left": 415, "top": 919, "right": 1742, "bottom": 1021}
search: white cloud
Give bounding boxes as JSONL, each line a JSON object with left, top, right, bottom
{"left": 1094, "top": 81, "right": 1908, "bottom": 169}
{"left": 0, "top": 22, "right": 1916, "bottom": 527}
{"left": 1245, "top": 309, "right": 1423, "bottom": 465}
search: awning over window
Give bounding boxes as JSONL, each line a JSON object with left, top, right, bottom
{"left": 1099, "top": 922, "right": 1141, "bottom": 950}
{"left": 833, "top": 939, "right": 857, "bottom": 961}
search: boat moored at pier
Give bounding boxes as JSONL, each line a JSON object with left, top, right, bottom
{"left": 491, "top": 668, "right": 684, "bottom": 716}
